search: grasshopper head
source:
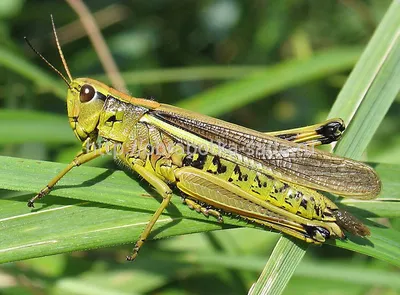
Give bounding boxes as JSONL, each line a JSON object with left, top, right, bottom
{"left": 25, "top": 17, "right": 111, "bottom": 143}
{"left": 67, "top": 78, "right": 110, "bottom": 142}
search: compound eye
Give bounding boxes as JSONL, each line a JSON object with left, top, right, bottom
{"left": 80, "top": 84, "right": 96, "bottom": 103}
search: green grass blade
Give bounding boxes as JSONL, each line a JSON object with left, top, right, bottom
{"left": 248, "top": 238, "right": 307, "bottom": 295}
{"left": 328, "top": 0, "right": 400, "bottom": 159}
{"left": 333, "top": 224, "right": 400, "bottom": 265}
{"left": 0, "top": 156, "right": 398, "bottom": 264}
{"left": 0, "top": 110, "right": 75, "bottom": 144}
{"left": 154, "top": 252, "right": 400, "bottom": 288}
{"left": 342, "top": 200, "right": 400, "bottom": 218}
{"left": 94, "top": 66, "right": 267, "bottom": 85}
{"left": 177, "top": 48, "right": 360, "bottom": 115}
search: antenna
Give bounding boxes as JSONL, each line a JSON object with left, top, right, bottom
{"left": 24, "top": 36, "right": 71, "bottom": 89}
{"left": 50, "top": 14, "right": 73, "bottom": 82}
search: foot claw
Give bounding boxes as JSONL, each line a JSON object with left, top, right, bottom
{"left": 126, "top": 252, "right": 138, "bottom": 261}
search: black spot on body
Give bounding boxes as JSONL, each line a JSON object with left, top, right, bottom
{"left": 295, "top": 191, "right": 303, "bottom": 200}
{"left": 212, "top": 156, "right": 220, "bottom": 165}
{"left": 106, "top": 115, "right": 116, "bottom": 123}
{"left": 182, "top": 155, "right": 193, "bottom": 166}
{"left": 279, "top": 183, "right": 289, "bottom": 192}
{"left": 218, "top": 165, "right": 227, "bottom": 173}
{"left": 192, "top": 153, "right": 207, "bottom": 169}
{"left": 234, "top": 165, "right": 243, "bottom": 181}
{"left": 265, "top": 174, "right": 274, "bottom": 180}
{"left": 300, "top": 199, "right": 308, "bottom": 209}
{"left": 234, "top": 164, "right": 240, "bottom": 174}
{"left": 254, "top": 176, "right": 262, "bottom": 188}
{"left": 213, "top": 156, "right": 227, "bottom": 174}
{"left": 269, "top": 194, "right": 278, "bottom": 200}
{"left": 284, "top": 199, "right": 293, "bottom": 207}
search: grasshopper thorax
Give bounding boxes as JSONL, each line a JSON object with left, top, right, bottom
{"left": 67, "top": 78, "right": 110, "bottom": 142}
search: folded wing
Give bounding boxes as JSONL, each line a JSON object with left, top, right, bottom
{"left": 149, "top": 105, "right": 381, "bottom": 199}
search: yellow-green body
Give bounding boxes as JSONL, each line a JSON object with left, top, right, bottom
{"left": 58, "top": 77, "right": 381, "bottom": 250}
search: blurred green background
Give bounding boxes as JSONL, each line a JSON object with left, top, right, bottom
{"left": 0, "top": 0, "right": 399, "bottom": 294}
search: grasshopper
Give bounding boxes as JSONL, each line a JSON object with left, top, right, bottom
{"left": 25, "top": 18, "right": 381, "bottom": 261}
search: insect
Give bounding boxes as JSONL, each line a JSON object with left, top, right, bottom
{"left": 25, "top": 18, "right": 381, "bottom": 261}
